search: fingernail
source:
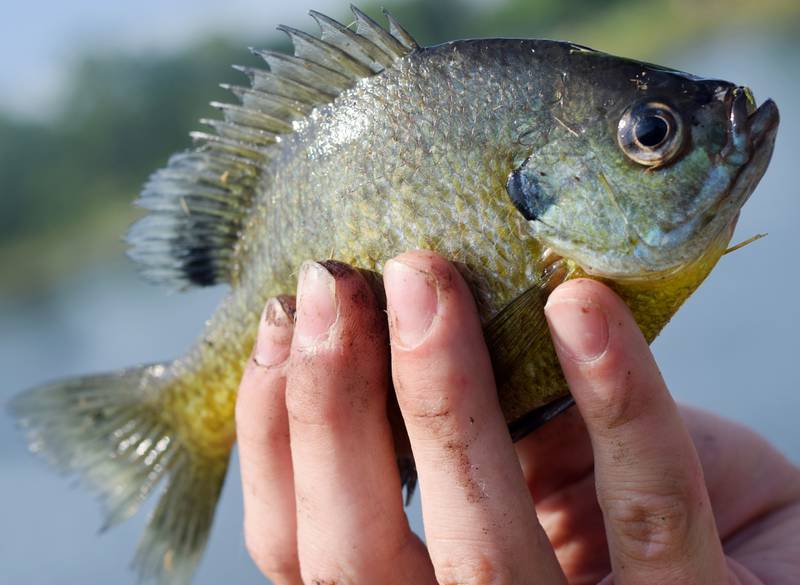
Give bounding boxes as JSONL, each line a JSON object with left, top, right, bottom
{"left": 254, "top": 296, "right": 296, "bottom": 367}
{"left": 384, "top": 259, "right": 438, "bottom": 348}
{"left": 295, "top": 261, "right": 338, "bottom": 346}
{"left": 545, "top": 299, "right": 609, "bottom": 362}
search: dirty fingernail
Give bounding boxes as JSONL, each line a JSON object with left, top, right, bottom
{"left": 545, "top": 299, "right": 609, "bottom": 362}
{"left": 254, "top": 296, "right": 296, "bottom": 367}
{"left": 295, "top": 261, "right": 339, "bottom": 346}
{"left": 384, "top": 259, "right": 438, "bottom": 349}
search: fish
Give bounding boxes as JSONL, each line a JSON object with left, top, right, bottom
{"left": 10, "top": 6, "right": 779, "bottom": 585}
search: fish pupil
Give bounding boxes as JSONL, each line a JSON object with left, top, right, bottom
{"left": 634, "top": 115, "right": 669, "bottom": 148}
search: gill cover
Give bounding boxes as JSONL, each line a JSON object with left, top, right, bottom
{"left": 506, "top": 142, "right": 635, "bottom": 275}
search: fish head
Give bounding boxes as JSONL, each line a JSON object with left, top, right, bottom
{"left": 507, "top": 54, "right": 780, "bottom": 279}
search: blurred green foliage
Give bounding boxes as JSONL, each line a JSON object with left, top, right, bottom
{"left": 1, "top": 0, "right": 797, "bottom": 297}
{"left": 0, "top": 40, "right": 262, "bottom": 245}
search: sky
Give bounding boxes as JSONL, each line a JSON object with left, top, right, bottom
{"left": 0, "top": 0, "right": 351, "bottom": 119}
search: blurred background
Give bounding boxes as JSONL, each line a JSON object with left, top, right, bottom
{"left": 1, "top": 0, "right": 799, "bottom": 583}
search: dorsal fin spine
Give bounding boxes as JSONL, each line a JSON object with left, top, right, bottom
{"left": 189, "top": 132, "right": 269, "bottom": 162}
{"left": 383, "top": 9, "right": 419, "bottom": 50}
{"left": 277, "top": 25, "right": 374, "bottom": 78}
{"left": 200, "top": 119, "right": 279, "bottom": 147}
{"left": 127, "top": 7, "right": 418, "bottom": 289}
{"left": 225, "top": 84, "right": 314, "bottom": 113}
{"left": 220, "top": 84, "right": 312, "bottom": 118}
{"left": 232, "top": 64, "right": 336, "bottom": 103}
{"left": 209, "top": 101, "right": 290, "bottom": 134}
{"left": 350, "top": 5, "right": 409, "bottom": 58}
{"left": 251, "top": 48, "right": 351, "bottom": 93}
{"left": 309, "top": 10, "right": 394, "bottom": 71}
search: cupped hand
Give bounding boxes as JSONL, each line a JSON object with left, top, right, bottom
{"left": 235, "top": 251, "right": 800, "bottom": 585}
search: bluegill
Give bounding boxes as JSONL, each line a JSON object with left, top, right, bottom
{"left": 11, "top": 7, "right": 779, "bottom": 584}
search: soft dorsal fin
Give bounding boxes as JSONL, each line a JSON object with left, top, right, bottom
{"left": 127, "top": 6, "right": 418, "bottom": 288}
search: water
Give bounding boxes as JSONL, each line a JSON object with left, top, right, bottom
{"left": 2, "top": 36, "right": 798, "bottom": 585}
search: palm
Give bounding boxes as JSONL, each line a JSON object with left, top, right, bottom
{"left": 516, "top": 405, "right": 800, "bottom": 584}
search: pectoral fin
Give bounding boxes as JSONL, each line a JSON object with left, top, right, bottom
{"left": 485, "top": 280, "right": 552, "bottom": 389}
{"left": 485, "top": 259, "right": 575, "bottom": 440}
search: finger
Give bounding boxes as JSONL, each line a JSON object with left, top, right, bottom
{"left": 536, "top": 471, "right": 609, "bottom": 585}
{"left": 515, "top": 400, "right": 604, "bottom": 583}
{"left": 515, "top": 405, "right": 593, "bottom": 501}
{"left": 385, "top": 250, "right": 567, "bottom": 585}
{"left": 545, "top": 278, "right": 727, "bottom": 584}
{"left": 680, "top": 405, "right": 800, "bottom": 541}
{"left": 286, "top": 261, "right": 434, "bottom": 585}
{"left": 235, "top": 296, "right": 302, "bottom": 585}
{"left": 680, "top": 405, "right": 800, "bottom": 585}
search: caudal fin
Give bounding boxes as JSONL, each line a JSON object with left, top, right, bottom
{"left": 9, "top": 363, "right": 229, "bottom": 585}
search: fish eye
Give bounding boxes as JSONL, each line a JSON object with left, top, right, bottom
{"left": 617, "top": 101, "right": 685, "bottom": 167}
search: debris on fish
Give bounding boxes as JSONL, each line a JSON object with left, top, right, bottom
{"left": 10, "top": 6, "right": 779, "bottom": 584}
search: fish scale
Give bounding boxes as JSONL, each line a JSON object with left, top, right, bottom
{"left": 10, "top": 7, "right": 779, "bottom": 585}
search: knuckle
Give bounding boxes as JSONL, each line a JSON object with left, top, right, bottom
{"left": 285, "top": 388, "right": 343, "bottom": 430}
{"left": 395, "top": 361, "right": 472, "bottom": 439}
{"left": 299, "top": 531, "right": 420, "bottom": 585}
{"left": 583, "top": 359, "right": 641, "bottom": 432}
{"left": 284, "top": 350, "right": 346, "bottom": 427}
{"left": 285, "top": 361, "right": 383, "bottom": 429}
{"left": 373, "top": 527, "right": 426, "bottom": 576}
{"left": 434, "top": 553, "right": 512, "bottom": 585}
{"left": 235, "top": 400, "right": 287, "bottom": 452}
{"left": 234, "top": 391, "right": 262, "bottom": 437}
{"left": 286, "top": 322, "right": 388, "bottom": 429}
{"left": 244, "top": 531, "right": 299, "bottom": 582}
{"left": 299, "top": 565, "right": 347, "bottom": 585}
{"left": 600, "top": 483, "right": 697, "bottom": 563}
{"left": 236, "top": 422, "right": 287, "bottom": 456}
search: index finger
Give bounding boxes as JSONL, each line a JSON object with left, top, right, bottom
{"left": 545, "top": 279, "right": 728, "bottom": 584}
{"left": 385, "top": 251, "right": 567, "bottom": 585}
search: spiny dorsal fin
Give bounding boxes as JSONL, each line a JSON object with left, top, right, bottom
{"left": 127, "top": 6, "right": 418, "bottom": 289}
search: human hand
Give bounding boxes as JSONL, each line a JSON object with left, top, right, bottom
{"left": 235, "top": 250, "right": 800, "bottom": 584}
{"left": 521, "top": 279, "right": 800, "bottom": 584}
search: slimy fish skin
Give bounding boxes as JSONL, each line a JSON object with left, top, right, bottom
{"left": 11, "top": 7, "right": 779, "bottom": 584}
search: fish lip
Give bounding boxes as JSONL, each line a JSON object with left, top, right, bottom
{"left": 720, "top": 90, "right": 779, "bottom": 212}
{"left": 724, "top": 87, "right": 779, "bottom": 162}
{"left": 746, "top": 97, "right": 780, "bottom": 151}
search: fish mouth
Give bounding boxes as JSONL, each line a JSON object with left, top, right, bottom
{"left": 709, "top": 86, "right": 780, "bottom": 245}
{"left": 707, "top": 88, "right": 778, "bottom": 246}
{"left": 721, "top": 87, "right": 779, "bottom": 212}
{"left": 682, "top": 86, "right": 779, "bottom": 231}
